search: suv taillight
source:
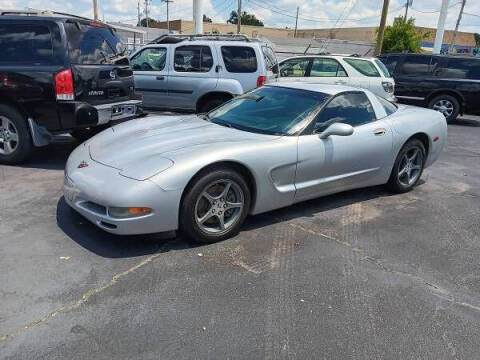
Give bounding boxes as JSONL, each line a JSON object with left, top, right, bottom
{"left": 55, "top": 69, "right": 74, "bottom": 101}
{"left": 382, "top": 81, "right": 394, "bottom": 94}
{"left": 257, "top": 75, "right": 267, "bottom": 87}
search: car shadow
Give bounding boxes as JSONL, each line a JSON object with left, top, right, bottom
{"left": 57, "top": 197, "right": 199, "bottom": 258}
{"left": 57, "top": 182, "right": 406, "bottom": 258}
{"left": 19, "top": 135, "right": 78, "bottom": 170}
{"left": 451, "top": 118, "right": 480, "bottom": 127}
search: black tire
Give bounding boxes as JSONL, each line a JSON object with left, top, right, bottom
{"left": 428, "top": 94, "right": 460, "bottom": 123}
{"left": 198, "top": 97, "right": 230, "bottom": 113}
{"left": 387, "top": 139, "right": 426, "bottom": 193}
{"left": 180, "top": 168, "right": 251, "bottom": 243}
{"left": 0, "top": 104, "right": 32, "bottom": 164}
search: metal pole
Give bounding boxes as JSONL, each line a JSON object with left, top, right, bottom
{"left": 403, "top": 0, "right": 409, "bottom": 21}
{"left": 193, "top": 0, "right": 203, "bottom": 34}
{"left": 433, "top": 0, "right": 450, "bottom": 54}
{"left": 145, "top": 0, "right": 149, "bottom": 28}
{"left": 375, "top": 0, "right": 390, "bottom": 56}
{"left": 449, "top": 0, "right": 466, "bottom": 53}
{"left": 237, "top": 0, "right": 242, "bottom": 34}
{"left": 163, "top": 0, "right": 173, "bottom": 33}
{"left": 93, "top": 0, "right": 98, "bottom": 20}
{"left": 137, "top": 1, "right": 141, "bottom": 25}
{"left": 294, "top": 6, "right": 299, "bottom": 38}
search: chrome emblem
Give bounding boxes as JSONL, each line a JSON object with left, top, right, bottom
{"left": 109, "top": 70, "right": 116, "bottom": 80}
{"left": 78, "top": 161, "right": 89, "bottom": 168}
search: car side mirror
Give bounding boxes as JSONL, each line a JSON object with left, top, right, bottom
{"left": 318, "top": 123, "right": 354, "bottom": 139}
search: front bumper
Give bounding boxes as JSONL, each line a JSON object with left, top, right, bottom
{"left": 63, "top": 145, "right": 182, "bottom": 235}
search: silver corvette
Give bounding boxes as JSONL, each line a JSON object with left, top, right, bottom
{"left": 64, "top": 83, "right": 447, "bottom": 243}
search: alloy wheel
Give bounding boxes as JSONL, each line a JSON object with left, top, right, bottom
{"left": 398, "top": 147, "right": 423, "bottom": 187}
{"left": 0, "top": 115, "right": 19, "bottom": 155}
{"left": 194, "top": 179, "right": 245, "bottom": 234}
{"left": 433, "top": 99, "right": 454, "bottom": 118}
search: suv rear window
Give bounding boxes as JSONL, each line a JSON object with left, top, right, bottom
{"left": 0, "top": 24, "right": 53, "bottom": 64}
{"left": 221, "top": 46, "right": 257, "bottom": 73}
{"left": 64, "top": 22, "right": 125, "bottom": 64}
{"left": 174, "top": 45, "right": 213, "bottom": 72}
{"left": 344, "top": 58, "right": 380, "bottom": 77}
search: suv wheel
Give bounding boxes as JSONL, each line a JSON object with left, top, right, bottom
{"left": 0, "top": 105, "right": 32, "bottom": 164}
{"left": 180, "top": 168, "right": 251, "bottom": 243}
{"left": 428, "top": 94, "right": 459, "bottom": 123}
{"left": 387, "top": 139, "right": 426, "bottom": 193}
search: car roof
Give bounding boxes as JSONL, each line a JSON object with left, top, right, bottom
{"left": 281, "top": 54, "right": 375, "bottom": 61}
{"left": 267, "top": 82, "right": 363, "bottom": 96}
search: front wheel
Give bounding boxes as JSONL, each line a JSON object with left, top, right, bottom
{"left": 428, "top": 94, "right": 459, "bottom": 123}
{"left": 180, "top": 169, "right": 251, "bottom": 243}
{"left": 387, "top": 139, "right": 426, "bottom": 193}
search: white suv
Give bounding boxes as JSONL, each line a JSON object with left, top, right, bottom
{"left": 278, "top": 55, "right": 395, "bottom": 102}
{"left": 130, "top": 34, "right": 278, "bottom": 112}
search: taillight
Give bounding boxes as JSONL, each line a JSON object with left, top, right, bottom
{"left": 55, "top": 69, "right": 74, "bottom": 101}
{"left": 257, "top": 75, "right": 267, "bottom": 87}
{"left": 382, "top": 81, "right": 394, "bottom": 94}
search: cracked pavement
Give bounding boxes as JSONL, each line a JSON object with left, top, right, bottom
{"left": 1, "top": 116, "right": 480, "bottom": 359}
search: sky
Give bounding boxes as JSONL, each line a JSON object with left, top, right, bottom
{"left": 1, "top": 0, "right": 479, "bottom": 33}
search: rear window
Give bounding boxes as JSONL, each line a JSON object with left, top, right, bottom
{"left": 64, "top": 22, "right": 125, "bottom": 64}
{"left": 344, "top": 58, "right": 380, "bottom": 77}
{"left": 0, "top": 24, "right": 53, "bottom": 64}
{"left": 174, "top": 45, "right": 213, "bottom": 72}
{"left": 221, "top": 46, "right": 257, "bottom": 73}
{"left": 262, "top": 45, "right": 278, "bottom": 72}
{"left": 440, "top": 58, "right": 480, "bottom": 80}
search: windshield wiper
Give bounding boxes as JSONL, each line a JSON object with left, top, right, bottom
{"left": 199, "top": 113, "right": 210, "bottom": 121}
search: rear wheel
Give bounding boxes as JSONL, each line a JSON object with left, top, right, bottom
{"left": 180, "top": 169, "right": 251, "bottom": 243}
{"left": 387, "top": 139, "right": 426, "bottom": 193}
{"left": 428, "top": 94, "right": 459, "bottom": 123}
{"left": 0, "top": 105, "right": 32, "bottom": 164}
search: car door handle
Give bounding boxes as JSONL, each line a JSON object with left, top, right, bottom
{"left": 156, "top": 76, "right": 165, "bottom": 80}
{"left": 374, "top": 128, "right": 386, "bottom": 136}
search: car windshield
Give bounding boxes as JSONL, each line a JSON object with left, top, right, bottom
{"left": 207, "top": 86, "right": 329, "bottom": 135}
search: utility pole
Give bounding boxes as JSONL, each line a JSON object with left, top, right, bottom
{"left": 144, "top": 0, "right": 149, "bottom": 28}
{"left": 433, "top": 0, "right": 450, "bottom": 54}
{"left": 375, "top": 0, "right": 390, "bottom": 56}
{"left": 403, "top": 0, "right": 412, "bottom": 21}
{"left": 92, "top": 0, "right": 98, "bottom": 20}
{"left": 137, "top": 1, "right": 141, "bottom": 25}
{"left": 163, "top": 0, "right": 173, "bottom": 33}
{"left": 449, "top": 0, "right": 466, "bottom": 53}
{"left": 237, "top": 0, "right": 242, "bottom": 34}
{"left": 294, "top": 6, "right": 299, "bottom": 38}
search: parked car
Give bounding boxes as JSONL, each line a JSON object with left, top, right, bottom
{"left": 378, "top": 53, "right": 480, "bottom": 122}
{"left": 64, "top": 83, "right": 446, "bottom": 243}
{"left": 277, "top": 55, "right": 396, "bottom": 102}
{"left": 129, "top": 34, "right": 278, "bottom": 112}
{"left": 0, "top": 9, "right": 142, "bottom": 164}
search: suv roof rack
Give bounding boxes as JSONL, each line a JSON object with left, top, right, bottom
{"left": 149, "top": 33, "right": 252, "bottom": 44}
{"left": 0, "top": 8, "right": 95, "bottom": 22}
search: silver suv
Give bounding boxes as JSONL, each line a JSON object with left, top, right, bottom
{"left": 130, "top": 34, "right": 278, "bottom": 112}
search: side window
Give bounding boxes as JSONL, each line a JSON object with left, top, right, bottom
{"left": 343, "top": 58, "right": 380, "bottom": 77}
{"left": 279, "top": 58, "right": 310, "bottom": 77}
{"left": 376, "top": 95, "right": 397, "bottom": 116}
{"left": 378, "top": 55, "right": 399, "bottom": 76}
{"left": 221, "top": 46, "right": 257, "bottom": 73}
{"left": 314, "top": 92, "right": 376, "bottom": 132}
{"left": 398, "top": 55, "right": 432, "bottom": 76}
{"left": 131, "top": 48, "right": 167, "bottom": 71}
{"left": 0, "top": 24, "right": 53, "bottom": 64}
{"left": 440, "top": 58, "right": 480, "bottom": 80}
{"left": 174, "top": 45, "right": 213, "bottom": 72}
{"left": 310, "top": 58, "right": 347, "bottom": 77}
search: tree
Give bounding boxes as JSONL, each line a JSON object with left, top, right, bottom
{"left": 203, "top": 14, "right": 212, "bottom": 23}
{"left": 380, "top": 17, "right": 428, "bottom": 54}
{"left": 227, "top": 11, "right": 264, "bottom": 27}
{"left": 137, "top": 17, "right": 161, "bottom": 27}
{"left": 474, "top": 33, "right": 480, "bottom": 47}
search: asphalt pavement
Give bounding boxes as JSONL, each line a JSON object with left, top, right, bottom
{"left": 1, "top": 115, "right": 480, "bottom": 359}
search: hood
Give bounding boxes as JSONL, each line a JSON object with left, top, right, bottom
{"left": 88, "top": 114, "right": 276, "bottom": 179}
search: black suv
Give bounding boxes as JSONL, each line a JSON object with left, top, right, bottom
{"left": 0, "top": 10, "right": 142, "bottom": 164}
{"left": 378, "top": 53, "right": 480, "bottom": 122}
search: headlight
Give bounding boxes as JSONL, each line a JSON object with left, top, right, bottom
{"left": 108, "top": 207, "right": 152, "bottom": 218}
{"left": 382, "top": 81, "right": 394, "bottom": 94}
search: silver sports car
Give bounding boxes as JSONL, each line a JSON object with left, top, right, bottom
{"left": 64, "top": 83, "right": 447, "bottom": 243}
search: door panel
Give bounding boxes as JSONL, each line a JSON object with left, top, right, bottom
{"left": 131, "top": 47, "right": 169, "bottom": 108}
{"left": 295, "top": 120, "right": 392, "bottom": 201}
